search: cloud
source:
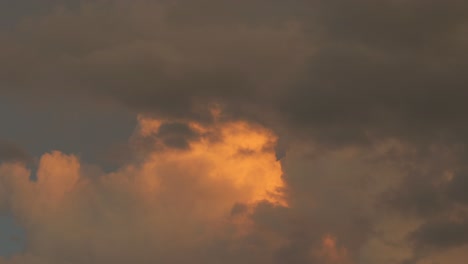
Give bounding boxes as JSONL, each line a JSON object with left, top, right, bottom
{"left": 2, "top": 0, "right": 468, "bottom": 146}
{"left": 0, "top": 0, "right": 310, "bottom": 124}
{"left": 1, "top": 1, "right": 468, "bottom": 263}
{"left": 410, "top": 219, "right": 468, "bottom": 251}
{"left": 0, "top": 142, "right": 31, "bottom": 164}
{"left": 0, "top": 115, "right": 287, "bottom": 263}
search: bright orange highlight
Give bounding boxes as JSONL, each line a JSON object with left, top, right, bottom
{"left": 313, "top": 234, "right": 353, "bottom": 264}
{"left": 133, "top": 115, "right": 287, "bottom": 208}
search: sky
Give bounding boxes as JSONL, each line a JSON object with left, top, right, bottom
{"left": 1, "top": 1, "right": 468, "bottom": 263}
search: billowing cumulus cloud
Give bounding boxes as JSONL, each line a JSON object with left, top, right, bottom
{"left": 0, "top": 116, "right": 288, "bottom": 264}
{"left": 1, "top": 0, "right": 468, "bottom": 263}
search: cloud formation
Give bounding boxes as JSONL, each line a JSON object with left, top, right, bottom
{"left": 0, "top": 142, "right": 31, "bottom": 164}
{"left": 0, "top": 116, "right": 287, "bottom": 264}
{"left": 1, "top": 0, "right": 468, "bottom": 263}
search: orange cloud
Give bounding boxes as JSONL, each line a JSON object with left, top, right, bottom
{"left": 131, "top": 115, "right": 286, "bottom": 207}
{"left": 0, "top": 114, "right": 287, "bottom": 263}
{"left": 312, "top": 234, "right": 353, "bottom": 264}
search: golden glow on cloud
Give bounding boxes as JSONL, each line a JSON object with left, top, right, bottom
{"left": 35, "top": 152, "right": 81, "bottom": 207}
{"left": 0, "top": 113, "right": 287, "bottom": 262}
{"left": 134, "top": 115, "right": 286, "bottom": 207}
{"left": 312, "top": 234, "right": 353, "bottom": 264}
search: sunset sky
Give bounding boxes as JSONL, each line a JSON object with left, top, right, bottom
{"left": 1, "top": 1, "right": 468, "bottom": 263}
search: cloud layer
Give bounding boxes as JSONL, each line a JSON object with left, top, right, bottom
{"left": 0, "top": 116, "right": 288, "bottom": 264}
{"left": 1, "top": 0, "right": 468, "bottom": 263}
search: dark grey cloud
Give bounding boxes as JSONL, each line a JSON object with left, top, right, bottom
{"left": 2, "top": 0, "right": 468, "bottom": 147}
{"left": 128, "top": 121, "right": 203, "bottom": 160}
{"left": 0, "top": 141, "right": 31, "bottom": 164}
{"left": 379, "top": 147, "right": 468, "bottom": 262}
{"left": 156, "top": 122, "right": 200, "bottom": 149}
{"left": 410, "top": 219, "right": 468, "bottom": 251}
{"left": 0, "top": 96, "right": 136, "bottom": 170}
